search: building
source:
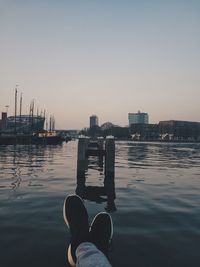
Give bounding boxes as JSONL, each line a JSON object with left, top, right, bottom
{"left": 128, "top": 111, "right": 149, "bottom": 126}
{"left": 129, "top": 123, "right": 159, "bottom": 140}
{"left": 159, "top": 120, "right": 200, "bottom": 140}
{"left": 0, "top": 112, "right": 45, "bottom": 134}
{"left": 89, "top": 115, "right": 99, "bottom": 128}
{"left": 0, "top": 112, "right": 7, "bottom": 130}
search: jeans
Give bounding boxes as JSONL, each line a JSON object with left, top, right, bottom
{"left": 76, "top": 242, "right": 112, "bottom": 267}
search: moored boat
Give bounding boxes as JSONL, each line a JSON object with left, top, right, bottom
{"left": 32, "top": 131, "right": 65, "bottom": 144}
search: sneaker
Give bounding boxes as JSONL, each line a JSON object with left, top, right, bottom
{"left": 89, "top": 212, "right": 113, "bottom": 257}
{"left": 63, "top": 194, "right": 89, "bottom": 266}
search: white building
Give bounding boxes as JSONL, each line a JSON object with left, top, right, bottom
{"left": 128, "top": 111, "right": 149, "bottom": 126}
{"left": 89, "top": 115, "right": 99, "bottom": 128}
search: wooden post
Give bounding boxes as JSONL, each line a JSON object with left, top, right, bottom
{"left": 77, "top": 136, "right": 88, "bottom": 165}
{"left": 98, "top": 137, "right": 104, "bottom": 169}
{"left": 98, "top": 137, "right": 104, "bottom": 150}
{"left": 104, "top": 136, "right": 116, "bottom": 211}
{"left": 76, "top": 136, "right": 88, "bottom": 198}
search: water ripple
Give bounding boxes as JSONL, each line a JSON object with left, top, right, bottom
{"left": 1, "top": 141, "right": 200, "bottom": 267}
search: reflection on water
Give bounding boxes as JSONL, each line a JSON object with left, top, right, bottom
{"left": 127, "top": 142, "right": 149, "bottom": 167}
{"left": 0, "top": 141, "right": 200, "bottom": 267}
{"left": 0, "top": 144, "right": 66, "bottom": 193}
{"left": 126, "top": 142, "right": 200, "bottom": 169}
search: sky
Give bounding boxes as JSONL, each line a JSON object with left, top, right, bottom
{"left": 0, "top": 0, "right": 200, "bottom": 129}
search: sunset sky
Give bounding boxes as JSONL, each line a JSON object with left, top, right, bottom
{"left": 0, "top": 0, "right": 200, "bottom": 129}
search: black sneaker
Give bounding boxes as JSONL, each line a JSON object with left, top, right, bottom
{"left": 63, "top": 194, "right": 89, "bottom": 266}
{"left": 89, "top": 212, "right": 113, "bottom": 257}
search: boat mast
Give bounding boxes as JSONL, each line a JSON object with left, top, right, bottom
{"left": 19, "top": 93, "right": 22, "bottom": 132}
{"left": 36, "top": 106, "right": 39, "bottom": 133}
{"left": 29, "top": 102, "right": 31, "bottom": 134}
{"left": 49, "top": 115, "right": 52, "bottom": 132}
{"left": 52, "top": 116, "right": 55, "bottom": 131}
{"left": 31, "top": 99, "right": 34, "bottom": 133}
{"left": 29, "top": 100, "right": 34, "bottom": 134}
{"left": 43, "top": 109, "right": 46, "bottom": 132}
{"left": 46, "top": 115, "right": 48, "bottom": 131}
{"left": 14, "top": 85, "right": 18, "bottom": 135}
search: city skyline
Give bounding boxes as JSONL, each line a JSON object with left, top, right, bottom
{"left": 1, "top": 1, "right": 200, "bottom": 129}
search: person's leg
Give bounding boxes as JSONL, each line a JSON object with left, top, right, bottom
{"left": 63, "top": 195, "right": 113, "bottom": 267}
{"left": 76, "top": 242, "right": 112, "bottom": 267}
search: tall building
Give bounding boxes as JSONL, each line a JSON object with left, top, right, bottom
{"left": 128, "top": 111, "right": 149, "bottom": 126}
{"left": 89, "top": 115, "right": 99, "bottom": 128}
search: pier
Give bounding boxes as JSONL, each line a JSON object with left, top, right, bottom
{"left": 76, "top": 136, "right": 116, "bottom": 212}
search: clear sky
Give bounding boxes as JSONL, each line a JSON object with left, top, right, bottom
{"left": 0, "top": 0, "right": 200, "bottom": 129}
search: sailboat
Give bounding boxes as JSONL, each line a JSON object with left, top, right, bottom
{"left": 0, "top": 87, "right": 65, "bottom": 145}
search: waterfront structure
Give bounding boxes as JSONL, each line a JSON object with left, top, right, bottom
{"left": 129, "top": 120, "right": 200, "bottom": 141}
{"left": 159, "top": 120, "right": 200, "bottom": 140}
{"left": 128, "top": 111, "right": 149, "bottom": 126}
{"left": 76, "top": 136, "right": 116, "bottom": 211}
{"left": 56, "top": 129, "right": 79, "bottom": 139}
{"left": 0, "top": 88, "right": 45, "bottom": 135}
{"left": 90, "top": 115, "right": 99, "bottom": 128}
{"left": 0, "top": 89, "right": 65, "bottom": 145}
{"left": 0, "top": 112, "right": 7, "bottom": 129}
{"left": 129, "top": 123, "right": 159, "bottom": 140}
{"left": 0, "top": 112, "right": 45, "bottom": 134}
{"left": 101, "top": 123, "right": 129, "bottom": 138}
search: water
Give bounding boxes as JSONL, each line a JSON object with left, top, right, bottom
{"left": 0, "top": 141, "right": 200, "bottom": 267}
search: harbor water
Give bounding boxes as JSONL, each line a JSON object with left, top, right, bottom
{"left": 0, "top": 141, "right": 200, "bottom": 267}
